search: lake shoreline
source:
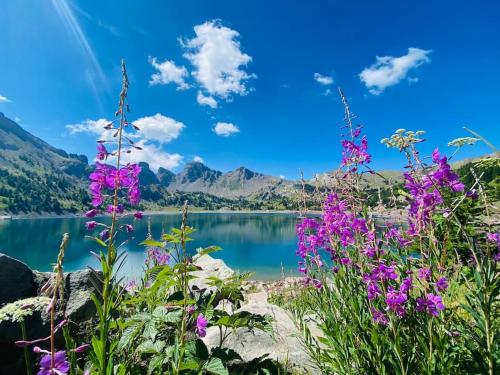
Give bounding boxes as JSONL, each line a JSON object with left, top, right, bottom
{"left": 4, "top": 209, "right": 318, "bottom": 221}
{"left": 3, "top": 208, "right": 406, "bottom": 222}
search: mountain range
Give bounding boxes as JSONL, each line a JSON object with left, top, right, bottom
{"left": 0, "top": 113, "right": 301, "bottom": 214}
{"left": 138, "top": 161, "right": 286, "bottom": 198}
{"left": 1, "top": 113, "right": 496, "bottom": 215}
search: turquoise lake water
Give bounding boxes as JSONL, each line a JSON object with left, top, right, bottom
{"left": 0, "top": 213, "right": 302, "bottom": 280}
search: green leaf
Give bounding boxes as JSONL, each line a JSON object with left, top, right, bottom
{"left": 140, "top": 239, "right": 165, "bottom": 248}
{"left": 210, "top": 347, "right": 242, "bottom": 362}
{"left": 197, "top": 246, "right": 222, "bottom": 256}
{"left": 136, "top": 340, "right": 165, "bottom": 354}
{"left": 203, "top": 357, "right": 228, "bottom": 375}
{"left": 143, "top": 320, "right": 158, "bottom": 341}
{"left": 184, "top": 339, "right": 209, "bottom": 362}
{"left": 148, "top": 354, "right": 166, "bottom": 375}
{"left": 117, "top": 322, "right": 143, "bottom": 352}
{"left": 86, "top": 235, "right": 108, "bottom": 247}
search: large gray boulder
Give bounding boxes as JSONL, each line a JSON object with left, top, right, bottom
{"left": 64, "top": 269, "right": 102, "bottom": 323}
{"left": 0, "top": 254, "right": 35, "bottom": 305}
{"left": 190, "top": 254, "right": 234, "bottom": 292}
{"left": 202, "top": 301, "right": 318, "bottom": 374}
{"left": 0, "top": 266, "right": 102, "bottom": 374}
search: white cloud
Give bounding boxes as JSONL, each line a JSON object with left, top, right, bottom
{"left": 120, "top": 140, "right": 183, "bottom": 172}
{"left": 66, "top": 115, "right": 185, "bottom": 144}
{"left": 193, "top": 155, "right": 204, "bottom": 163}
{"left": 14, "top": 117, "right": 21, "bottom": 122}
{"left": 65, "top": 115, "right": 185, "bottom": 172}
{"left": 359, "top": 47, "right": 432, "bottom": 95}
{"left": 213, "top": 122, "right": 240, "bottom": 137}
{"left": 196, "top": 91, "right": 218, "bottom": 108}
{"left": 182, "top": 20, "right": 254, "bottom": 99}
{"left": 66, "top": 118, "right": 110, "bottom": 139}
{"left": 0, "top": 95, "right": 11, "bottom": 103}
{"left": 279, "top": 175, "right": 285, "bottom": 179}
{"left": 149, "top": 57, "right": 189, "bottom": 90}
{"left": 132, "top": 113, "right": 185, "bottom": 144}
{"left": 314, "top": 73, "right": 333, "bottom": 85}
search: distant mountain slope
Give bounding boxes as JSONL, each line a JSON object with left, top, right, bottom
{"left": 166, "top": 163, "right": 283, "bottom": 197}
{"left": 0, "top": 112, "right": 89, "bottom": 176}
{"left": 0, "top": 113, "right": 91, "bottom": 213}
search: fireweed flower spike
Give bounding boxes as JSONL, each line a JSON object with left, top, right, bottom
{"left": 486, "top": 232, "right": 500, "bottom": 249}
{"left": 85, "top": 60, "right": 144, "bottom": 375}
{"left": 146, "top": 247, "right": 170, "bottom": 266}
{"left": 291, "top": 90, "right": 487, "bottom": 375}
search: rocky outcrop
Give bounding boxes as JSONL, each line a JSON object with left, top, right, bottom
{"left": 0, "top": 253, "right": 102, "bottom": 342}
{"left": 0, "top": 254, "right": 103, "bottom": 374}
{"left": 64, "top": 269, "right": 102, "bottom": 323}
{"left": 0, "top": 254, "right": 35, "bottom": 305}
{"left": 190, "top": 253, "right": 235, "bottom": 292}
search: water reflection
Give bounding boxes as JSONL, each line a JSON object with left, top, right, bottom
{"left": 0, "top": 213, "right": 301, "bottom": 279}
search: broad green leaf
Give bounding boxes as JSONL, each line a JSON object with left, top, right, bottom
{"left": 203, "top": 357, "right": 228, "bottom": 375}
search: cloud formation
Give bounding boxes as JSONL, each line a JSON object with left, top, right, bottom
{"left": 193, "top": 155, "right": 204, "bottom": 163}
{"left": 359, "top": 48, "right": 432, "bottom": 95}
{"left": 65, "top": 114, "right": 185, "bottom": 171}
{"left": 120, "top": 140, "right": 183, "bottom": 172}
{"left": 213, "top": 122, "right": 240, "bottom": 137}
{"left": 66, "top": 118, "right": 110, "bottom": 138}
{"left": 182, "top": 20, "right": 255, "bottom": 99}
{"left": 0, "top": 95, "right": 11, "bottom": 103}
{"left": 196, "top": 91, "right": 218, "bottom": 108}
{"left": 149, "top": 57, "right": 189, "bottom": 90}
{"left": 314, "top": 73, "right": 334, "bottom": 85}
{"left": 132, "top": 113, "right": 185, "bottom": 144}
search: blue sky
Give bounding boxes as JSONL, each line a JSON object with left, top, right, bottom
{"left": 0, "top": 0, "right": 499, "bottom": 179}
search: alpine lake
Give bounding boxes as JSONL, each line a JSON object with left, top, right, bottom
{"left": 0, "top": 212, "right": 303, "bottom": 280}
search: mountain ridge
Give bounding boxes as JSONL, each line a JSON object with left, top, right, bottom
{"left": 1, "top": 113, "right": 496, "bottom": 215}
{"left": 0, "top": 114, "right": 299, "bottom": 213}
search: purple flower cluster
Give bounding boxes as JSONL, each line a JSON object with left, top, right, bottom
{"left": 486, "top": 232, "right": 500, "bottom": 249}
{"left": 89, "top": 161, "right": 141, "bottom": 208}
{"left": 146, "top": 247, "right": 170, "bottom": 266}
{"left": 405, "top": 148, "right": 464, "bottom": 235}
{"left": 416, "top": 293, "right": 445, "bottom": 316}
{"left": 341, "top": 135, "right": 371, "bottom": 170}
{"left": 196, "top": 313, "right": 208, "bottom": 337}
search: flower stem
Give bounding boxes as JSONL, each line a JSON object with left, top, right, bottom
{"left": 175, "top": 201, "right": 189, "bottom": 375}
{"left": 20, "top": 320, "right": 32, "bottom": 375}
